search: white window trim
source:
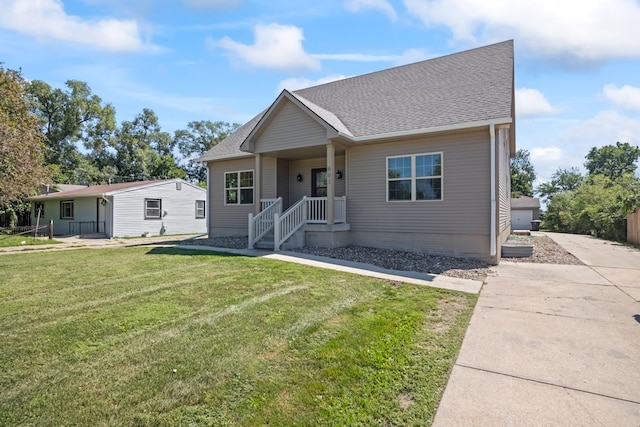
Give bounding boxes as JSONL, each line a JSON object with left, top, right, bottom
{"left": 224, "top": 169, "right": 255, "bottom": 206}
{"left": 195, "top": 200, "right": 206, "bottom": 218}
{"left": 386, "top": 152, "right": 443, "bottom": 202}
{"left": 145, "top": 198, "right": 162, "bottom": 220}
{"left": 60, "top": 200, "right": 74, "bottom": 219}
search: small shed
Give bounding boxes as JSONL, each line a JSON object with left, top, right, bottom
{"left": 511, "top": 196, "right": 541, "bottom": 230}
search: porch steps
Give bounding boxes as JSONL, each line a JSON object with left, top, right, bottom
{"left": 501, "top": 242, "right": 534, "bottom": 257}
{"left": 254, "top": 231, "right": 274, "bottom": 250}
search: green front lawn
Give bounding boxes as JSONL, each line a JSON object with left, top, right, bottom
{"left": 0, "top": 247, "right": 475, "bottom": 426}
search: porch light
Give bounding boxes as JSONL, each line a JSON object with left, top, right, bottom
{"left": 336, "top": 170, "right": 343, "bottom": 179}
{"left": 296, "top": 173, "right": 303, "bottom": 182}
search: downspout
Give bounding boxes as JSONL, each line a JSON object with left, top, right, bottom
{"left": 490, "top": 124, "right": 497, "bottom": 258}
{"left": 204, "top": 162, "right": 211, "bottom": 238}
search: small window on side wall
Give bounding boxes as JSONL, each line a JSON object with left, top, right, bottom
{"left": 196, "top": 200, "right": 205, "bottom": 218}
{"left": 145, "top": 199, "right": 162, "bottom": 219}
{"left": 387, "top": 152, "right": 443, "bottom": 201}
{"left": 60, "top": 200, "right": 74, "bottom": 219}
{"left": 35, "top": 202, "right": 45, "bottom": 217}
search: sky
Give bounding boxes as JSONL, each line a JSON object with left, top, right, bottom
{"left": 1, "top": 0, "right": 639, "bottom": 188}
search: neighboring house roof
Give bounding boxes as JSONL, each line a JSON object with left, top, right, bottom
{"left": 29, "top": 179, "right": 202, "bottom": 201}
{"left": 53, "top": 184, "right": 88, "bottom": 192}
{"left": 38, "top": 184, "right": 87, "bottom": 195}
{"left": 200, "top": 40, "right": 514, "bottom": 162}
{"left": 511, "top": 196, "right": 541, "bottom": 209}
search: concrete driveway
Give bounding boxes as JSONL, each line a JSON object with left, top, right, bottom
{"left": 433, "top": 232, "right": 640, "bottom": 426}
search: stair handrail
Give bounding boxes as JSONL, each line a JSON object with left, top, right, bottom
{"left": 248, "top": 197, "right": 282, "bottom": 249}
{"left": 274, "top": 196, "right": 307, "bottom": 251}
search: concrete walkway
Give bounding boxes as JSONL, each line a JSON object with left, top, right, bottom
{"left": 433, "top": 232, "right": 640, "bottom": 426}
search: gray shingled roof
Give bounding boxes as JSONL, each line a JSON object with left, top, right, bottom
{"left": 29, "top": 179, "right": 199, "bottom": 200}
{"left": 511, "top": 196, "right": 540, "bottom": 209}
{"left": 200, "top": 40, "right": 513, "bottom": 162}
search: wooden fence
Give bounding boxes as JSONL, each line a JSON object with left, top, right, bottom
{"left": 628, "top": 209, "right": 640, "bottom": 244}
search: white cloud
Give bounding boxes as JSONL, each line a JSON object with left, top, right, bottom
{"left": 565, "top": 110, "right": 640, "bottom": 147}
{"left": 530, "top": 146, "right": 563, "bottom": 163}
{"left": 603, "top": 84, "right": 640, "bottom": 112}
{"left": 346, "top": 0, "right": 398, "bottom": 21}
{"left": 529, "top": 146, "right": 566, "bottom": 183}
{"left": 312, "top": 49, "right": 432, "bottom": 65}
{"left": 516, "top": 88, "right": 559, "bottom": 116}
{"left": 277, "top": 74, "right": 349, "bottom": 92}
{"left": 404, "top": 0, "right": 640, "bottom": 63}
{"left": 0, "top": 0, "right": 150, "bottom": 52}
{"left": 210, "top": 23, "right": 320, "bottom": 72}
{"left": 393, "top": 48, "right": 431, "bottom": 65}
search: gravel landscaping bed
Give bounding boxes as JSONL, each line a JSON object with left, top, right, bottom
{"left": 185, "top": 233, "right": 582, "bottom": 282}
{"left": 292, "top": 245, "right": 491, "bottom": 281}
{"left": 502, "top": 234, "right": 582, "bottom": 265}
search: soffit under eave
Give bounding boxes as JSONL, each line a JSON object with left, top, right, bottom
{"left": 240, "top": 91, "right": 341, "bottom": 153}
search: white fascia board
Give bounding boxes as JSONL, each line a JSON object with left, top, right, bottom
{"left": 337, "top": 117, "right": 513, "bottom": 143}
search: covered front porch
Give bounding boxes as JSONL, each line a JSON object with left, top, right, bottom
{"left": 248, "top": 141, "right": 350, "bottom": 250}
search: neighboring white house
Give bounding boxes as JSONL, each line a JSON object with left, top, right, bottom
{"left": 29, "top": 179, "right": 207, "bottom": 237}
{"left": 510, "top": 196, "right": 541, "bottom": 230}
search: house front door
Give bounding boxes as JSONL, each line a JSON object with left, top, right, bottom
{"left": 311, "top": 168, "right": 327, "bottom": 197}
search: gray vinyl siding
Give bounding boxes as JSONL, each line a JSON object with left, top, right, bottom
{"left": 208, "top": 158, "right": 256, "bottom": 236}
{"left": 288, "top": 156, "right": 346, "bottom": 204}
{"left": 277, "top": 159, "right": 290, "bottom": 208}
{"left": 498, "top": 127, "right": 511, "bottom": 234}
{"left": 111, "top": 181, "right": 206, "bottom": 237}
{"left": 347, "top": 129, "right": 491, "bottom": 258}
{"left": 253, "top": 101, "right": 328, "bottom": 153}
{"left": 261, "top": 156, "right": 277, "bottom": 199}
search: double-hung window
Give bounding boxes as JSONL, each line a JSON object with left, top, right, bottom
{"left": 60, "top": 200, "right": 74, "bottom": 219}
{"left": 195, "top": 200, "right": 206, "bottom": 218}
{"left": 225, "top": 170, "right": 254, "bottom": 205}
{"left": 145, "top": 199, "right": 162, "bottom": 219}
{"left": 387, "top": 153, "right": 442, "bottom": 201}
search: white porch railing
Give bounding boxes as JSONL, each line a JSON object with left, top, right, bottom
{"left": 248, "top": 197, "right": 282, "bottom": 249}
{"left": 260, "top": 198, "right": 280, "bottom": 211}
{"left": 273, "top": 197, "right": 307, "bottom": 251}
{"left": 272, "top": 196, "right": 347, "bottom": 250}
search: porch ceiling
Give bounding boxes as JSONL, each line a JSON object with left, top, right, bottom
{"left": 262, "top": 144, "right": 346, "bottom": 161}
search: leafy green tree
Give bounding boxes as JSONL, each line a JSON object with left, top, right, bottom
{"left": 113, "top": 109, "right": 185, "bottom": 181}
{"left": 26, "top": 79, "right": 116, "bottom": 183}
{"left": 174, "top": 120, "right": 240, "bottom": 184}
{"left": 584, "top": 142, "right": 640, "bottom": 179}
{"left": 543, "top": 173, "right": 640, "bottom": 241}
{"left": 0, "top": 66, "right": 49, "bottom": 212}
{"left": 511, "top": 149, "right": 537, "bottom": 197}
{"left": 536, "top": 167, "right": 584, "bottom": 203}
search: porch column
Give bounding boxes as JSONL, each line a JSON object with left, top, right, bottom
{"left": 326, "top": 142, "right": 335, "bottom": 225}
{"left": 254, "top": 153, "right": 262, "bottom": 213}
